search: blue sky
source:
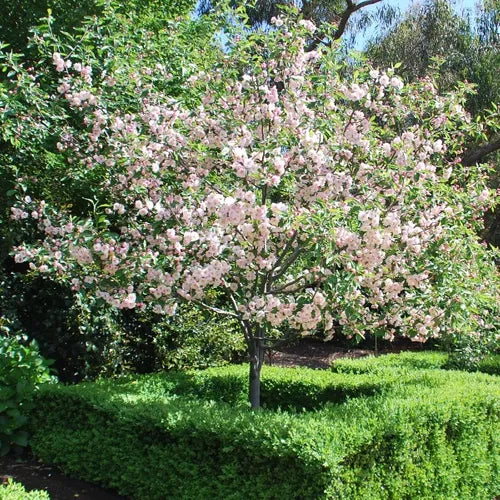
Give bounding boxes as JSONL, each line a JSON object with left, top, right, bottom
{"left": 378, "top": 0, "right": 477, "bottom": 11}
{"left": 356, "top": 0, "right": 478, "bottom": 17}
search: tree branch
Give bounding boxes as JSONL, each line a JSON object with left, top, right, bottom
{"left": 268, "top": 278, "right": 322, "bottom": 296}
{"left": 271, "top": 231, "right": 297, "bottom": 273}
{"left": 175, "top": 291, "right": 239, "bottom": 318}
{"left": 307, "top": 0, "right": 384, "bottom": 52}
{"left": 461, "top": 135, "right": 500, "bottom": 166}
{"left": 227, "top": 289, "right": 252, "bottom": 342}
{"left": 267, "top": 274, "right": 308, "bottom": 295}
{"left": 192, "top": 300, "right": 239, "bottom": 318}
{"left": 270, "top": 244, "right": 303, "bottom": 282}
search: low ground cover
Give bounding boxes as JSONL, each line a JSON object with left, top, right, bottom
{"left": 0, "top": 478, "right": 49, "bottom": 499}
{"left": 29, "top": 353, "right": 499, "bottom": 499}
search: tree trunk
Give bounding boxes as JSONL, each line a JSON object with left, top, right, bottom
{"left": 248, "top": 336, "right": 265, "bottom": 409}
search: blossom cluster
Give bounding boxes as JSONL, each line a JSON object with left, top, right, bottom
{"left": 12, "top": 17, "right": 497, "bottom": 344}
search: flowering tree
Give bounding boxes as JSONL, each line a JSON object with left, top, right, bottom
{"left": 11, "top": 16, "right": 498, "bottom": 407}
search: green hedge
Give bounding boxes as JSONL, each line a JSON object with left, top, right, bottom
{"left": 331, "top": 351, "right": 450, "bottom": 374}
{"left": 331, "top": 351, "right": 500, "bottom": 376}
{"left": 476, "top": 354, "right": 500, "bottom": 376}
{"left": 150, "top": 364, "right": 453, "bottom": 410}
{"left": 28, "top": 362, "right": 499, "bottom": 499}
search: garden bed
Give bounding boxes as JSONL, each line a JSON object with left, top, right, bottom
{"left": 0, "top": 456, "right": 125, "bottom": 500}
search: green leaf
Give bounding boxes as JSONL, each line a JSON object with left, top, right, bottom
{"left": 11, "top": 430, "right": 29, "bottom": 447}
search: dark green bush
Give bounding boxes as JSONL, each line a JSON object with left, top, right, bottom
{"left": 445, "top": 333, "right": 499, "bottom": 372}
{"left": 147, "top": 305, "right": 246, "bottom": 371}
{"left": 29, "top": 363, "right": 499, "bottom": 499}
{"left": 0, "top": 271, "right": 244, "bottom": 382}
{"left": 477, "top": 354, "right": 500, "bottom": 375}
{"left": 0, "top": 273, "right": 106, "bottom": 382}
{"left": 0, "top": 319, "right": 55, "bottom": 456}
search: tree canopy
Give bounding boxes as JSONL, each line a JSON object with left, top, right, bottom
{"left": 6, "top": 12, "right": 498, "bottom": 406}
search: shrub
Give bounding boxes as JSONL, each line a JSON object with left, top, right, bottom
{"left": 141, "top": 305, "right": 246, "bottom": 371}
{"left": 0, "top": 478, "right": 50, "bottom": 499}
{"left": 444, "top": 331, "right": 499, "bottom": 372}
{"left": 477, "top": 354, "right": 500, "bottom": 375}
{"left": 331, "top": 351, "right": 450, "bottom": 374}
{"left": 160, "top": 364, "right": 410, "bottom": 410}
{"left": 331, "top": 350, "right": 499, "bottom": 376}
{"left": 0, "top": 319, "right": 55, "bottom": 456}
{"left": 29, "top": 363, "right": 499, "bottom": 499}
{"left": 0, "top": 273, "right": 104, "bottom": 382}
{"left": 0, "top": 272, "right": 244, "bottom": 382}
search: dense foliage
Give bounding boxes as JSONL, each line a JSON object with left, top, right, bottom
{"left": 30, "top": 357, "right": 499, "bottom": 499}
{"left": 330, "top": 349, "right": 500, "bottom": 375}
{"left": 0, "top": 272, "right": 244, "bottom": 381}
{"left": 0, "top": 318, "right": 54, "bottom": 456}
{"left": 0, "top": 3, "right": 239, "bottom": 380}
{"left": 0, "top": 0, "right": 196, "bottom": 54}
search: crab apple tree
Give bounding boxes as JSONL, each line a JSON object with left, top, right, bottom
{"left": 13, "top": 17, "right": 497, "bottom": 407}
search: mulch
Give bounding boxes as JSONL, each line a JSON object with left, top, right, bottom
{"left": 267, "top": 336, "right": 423, "bottom": 369}
{"left": 1, "top": 338, "right": 423, "bottom": 499}
{"left": 0, "top": 455, "right": 127, "bottom": 499}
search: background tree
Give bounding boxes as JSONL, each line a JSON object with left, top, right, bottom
{"left": 0, "top": 2, "right": 244, "bottom": 380}
{"left": 366, "top": 0, "right": 500, "bottom": 246}
{"left": 367, "top": 0, "right": 499, "bottom": 117}
{"left": 0, "top": 0, "right": 196, "bottom": 54}
{"left": 11, "top": 15, "right": 498, "bottom": 407}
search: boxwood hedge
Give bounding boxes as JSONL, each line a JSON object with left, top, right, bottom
{"left": 331, "top": 350, "right": 499, "bottom": 376}
{"left": 29, "top": 361, "right": 499, "bottom": 499}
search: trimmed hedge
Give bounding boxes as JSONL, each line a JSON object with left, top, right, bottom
{"left": 331, "top": 351, "right": 449, "bottom": 374}
{"left": 29, "top": 362, "right": 499, "bottom": 499}
{"left": 476, "top": 354, "right": 500, "bottom": 376}
{"left": 157, "top": 364, "right": 410, "bottom": 410}
{"left": 331, "top": 350, "right": 500, "bottom": 376}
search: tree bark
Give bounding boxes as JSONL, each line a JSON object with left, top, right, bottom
{"left": 461, "top": 135, "right": 500, "bottom": 166}
{"left": 248, "top": 335, "right": 265, "bottom": 409}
